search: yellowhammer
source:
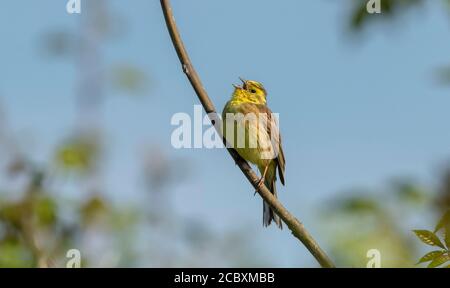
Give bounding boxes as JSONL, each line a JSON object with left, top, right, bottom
{"left": 222, "top": 78, "right": 286, "bottom": 228}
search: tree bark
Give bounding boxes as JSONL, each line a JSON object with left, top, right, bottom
{"left": 160, "top": 0, "right": 335, "bottom": 268}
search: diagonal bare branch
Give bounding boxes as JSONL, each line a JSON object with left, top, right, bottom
{"left": 160, "top": 0, "right": 335, "bottom": 268}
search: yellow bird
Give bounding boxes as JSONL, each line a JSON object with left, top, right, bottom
{"left": 222, "top": 78, "right": 286, "bottom": 228}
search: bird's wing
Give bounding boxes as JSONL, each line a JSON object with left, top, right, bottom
{"left": 239, "top": 103, "right": 286, "bottom": 185}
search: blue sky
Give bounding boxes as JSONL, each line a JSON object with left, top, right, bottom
{"left": 1, "top": 0, "right": 449, "bottom": 267}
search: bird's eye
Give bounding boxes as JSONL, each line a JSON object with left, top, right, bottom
{"left": 250, "top": 89, "right": 257, "bottom": 94}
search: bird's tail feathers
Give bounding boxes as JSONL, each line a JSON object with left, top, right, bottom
{"left": 263, "top": 177, "right": 282, "bottom": 229}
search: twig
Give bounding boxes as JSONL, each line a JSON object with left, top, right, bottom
{"left": 160, "top": 0, "right": 335, "bottom": 268}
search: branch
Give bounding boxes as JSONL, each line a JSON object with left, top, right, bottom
{"left": 160, "top": 0, "right": 335, "bottom": 268}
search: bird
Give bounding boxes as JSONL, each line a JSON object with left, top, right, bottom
{"left": 222, "top": 78, "right": 286, "bottom": 228}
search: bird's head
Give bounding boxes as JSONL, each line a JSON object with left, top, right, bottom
{"left": 232, "top": 78, "right": 267, "bottom": 104}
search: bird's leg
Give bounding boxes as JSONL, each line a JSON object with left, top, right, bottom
{"left": 255, "top": 164, "right": 269, "bottom": 195}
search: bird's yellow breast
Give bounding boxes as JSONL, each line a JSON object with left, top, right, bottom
{"left": 229, "top": 86, "right": 266, "bottom": 106}
{"left": 222, "top": 101, "right": 274, "bottom": 167}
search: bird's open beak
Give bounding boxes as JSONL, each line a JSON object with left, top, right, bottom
{"left": 232, "top": 77, "right": 247, "bottom": 89}
{"left": 239, "top": 77, "right": 247, "bottom": 89}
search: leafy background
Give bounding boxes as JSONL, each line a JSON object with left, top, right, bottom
{"left": 0, "top": 0, "right": 449, "bottom": 267}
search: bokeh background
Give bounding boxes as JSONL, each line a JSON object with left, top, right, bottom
{"left": 0, "top": 0, "right": 449, "bottom": 267}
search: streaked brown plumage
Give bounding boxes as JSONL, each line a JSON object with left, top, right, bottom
{"left": 222, "top": 79, "right": 285, "bottom": 228}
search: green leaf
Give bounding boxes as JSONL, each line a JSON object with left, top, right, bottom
{"left": 413, "top": 230, "right": 446, "bottom": 249}
{"left": 434, "top": 210, "right": 450, "bottom": 233}
{"left": 417, "top": 250, "right": 445, "bottom": 264}
{"left": 54, "top": 134, "right": 100, "bottom": 174}
{"left": 445, "top": 227, "right": 450, "bottom": 250}
{"left": 428, "top": 252, "right": 450, "bottom": 268}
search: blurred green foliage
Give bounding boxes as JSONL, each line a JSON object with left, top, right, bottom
{"left": 55, "top": 133, "right": 100, "bottom": 174}
{"left": 0, "top": 0, "right": 265, "bottom": 268}
{"left": 348, "top": 0, "right": 450, "bottom": 86}
{"left": 110, "top": 64, "right": 148, "bottom": 95}
{"left": 1, "top": 0, "right": 450, "bottom": 268}
{"left": 414, "top": 210, "right": 450, "bottom": 268}
{"left": 321, "top": 174, "right": 450, "bottom": 267}
{"left": 0, "top": 157, "right": 136, "bottom": 267}
{"left": 349, "top": 0, "right": 424, "bottom": 31}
